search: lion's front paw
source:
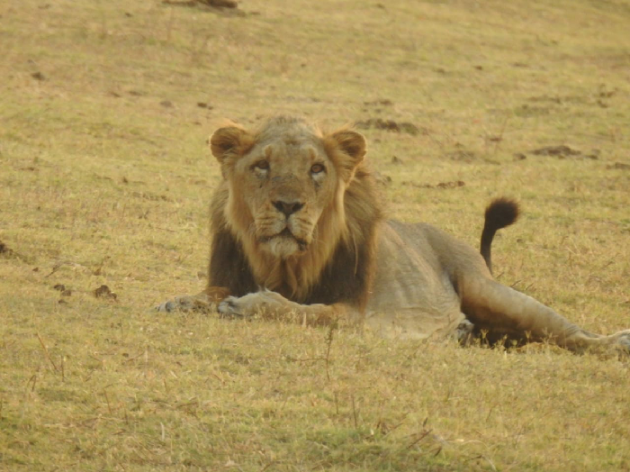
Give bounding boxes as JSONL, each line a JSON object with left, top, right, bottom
{"left": 218, "top": 291, "right": 289, "bottom": 320}
{"left": 155, "top": 294, "right": 213, "bottom": 313}
{"left": 217, "top": 296, "right": 252, "bottom": 320}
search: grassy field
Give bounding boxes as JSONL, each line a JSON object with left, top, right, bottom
{"left": 1, "top": 0, "right": 630, "bottom": 470}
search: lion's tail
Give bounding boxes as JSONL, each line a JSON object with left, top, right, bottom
{"left": 480, "top": 197, "right": 520, "bottom": 274}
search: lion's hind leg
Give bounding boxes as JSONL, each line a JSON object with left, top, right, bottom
{"left": 460, "top": 277, "right": 629, "bottom": 354}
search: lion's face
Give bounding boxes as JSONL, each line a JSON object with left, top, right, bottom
{"left": 229, "top": 136, "right": 340, "bottom": 259}
{"left": 210, "top": 117, "right": 366, "bottom": 260}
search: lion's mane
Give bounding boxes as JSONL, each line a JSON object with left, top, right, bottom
{"left": 207, "top": 117, "right": 383, "bottom": 310}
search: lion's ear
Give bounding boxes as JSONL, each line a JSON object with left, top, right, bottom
{"left": 209, "top": 125, "right": 254, "bottom": 164}
{"left": 324, "top": 129, "right": 367, "bottom": 182}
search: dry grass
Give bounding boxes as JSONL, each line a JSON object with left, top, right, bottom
{"left": 1, "top": 0, "right": 630, "bottom": 470}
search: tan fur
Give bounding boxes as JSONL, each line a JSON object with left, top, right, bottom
{"left": 157, "top": 116, "right": 630, "bottom": 355}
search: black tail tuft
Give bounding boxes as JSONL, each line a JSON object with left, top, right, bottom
{"left": 485, "top": 197, "right": 519, "bottom": 231}
{"left": 480, "top": 197, "right": 520, "bottom": 274}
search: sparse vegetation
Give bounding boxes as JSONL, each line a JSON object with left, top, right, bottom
{"left": 1, "top": 0, "right": 629, "bottom": 470}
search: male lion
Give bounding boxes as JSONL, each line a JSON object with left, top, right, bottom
{"left": 157, "top": 116, "right": 630, "bottom": 354}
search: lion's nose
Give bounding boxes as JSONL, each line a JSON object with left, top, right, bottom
{"left": 273, "top": 200, "right": 304, "bottom": 217}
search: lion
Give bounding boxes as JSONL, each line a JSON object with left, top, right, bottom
{"left": 157, "top": 115, "right": 630, "bottom": 354}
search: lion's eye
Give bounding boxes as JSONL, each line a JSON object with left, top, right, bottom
{"left": 311, "top": 163, "right": 325, "bottom": 175}
{"left": 253, "top": 160, "right": 270, "bottom": 171}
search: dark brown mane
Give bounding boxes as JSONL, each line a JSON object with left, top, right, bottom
{"left": 208, "top": 185, "right": 258, "bottom": 296}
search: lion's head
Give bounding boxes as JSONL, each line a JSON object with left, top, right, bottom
{"left": 209, "top": 116, "right": 381, "bottom": 301}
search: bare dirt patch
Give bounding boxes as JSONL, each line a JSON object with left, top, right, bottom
{"left": 607, "top": 162, "right": 630, "bottom": 170}
{"left": 93, "top": 284, "right": 118, "bottom": 300}
{"left": 355, "top": 118, "right": 423, "bottom": 136}
{"left": 163, "top": 0, "right": 238, "bottom": 8}
{"left": 403, "top": 180, "right": 466, "bottom": 190}
{"left": 529, "top": 145, "right": 599, "bottom": 160}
